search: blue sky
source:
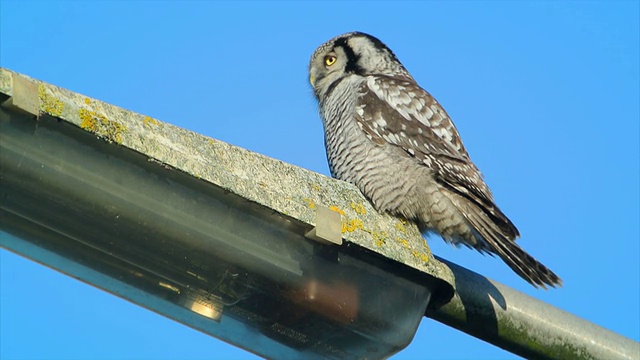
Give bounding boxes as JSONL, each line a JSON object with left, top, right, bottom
{"left": 1, "top": 1, "right": 638, "bottom": 359}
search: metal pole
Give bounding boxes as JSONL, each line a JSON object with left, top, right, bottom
{"left": 427, "top": 257, "right": 640, "bottom": 360}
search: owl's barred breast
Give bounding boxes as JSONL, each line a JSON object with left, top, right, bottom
{"left": 321, "top": 76, "right": 473, "bottom": 243}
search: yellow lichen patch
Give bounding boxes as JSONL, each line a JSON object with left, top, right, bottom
{"left": 371, "top": 232, "right": 386, "bottom": 247}
{"left": 395, "top": 221, "right": 406, "bottom": 234}
{"left": 350, "top": 202, "right": 367, "bottom": 215}
{"left": 412, "top": 250, "right": 430, "bottom": 264}
{"left": 79, "top": 108, "right": 127, "bottom": 144}
{"left": 38, "top": 84, "right": 64, "bottom": 116}
{"left": 329, "top": 205, "right": 345, "bottom": 215}
{"left": 341, "top": 218, "right": 363, "bottom": 233}
{"left": 143, "top": 115, "right": 160, "bottom": 128}
{"left": 396, "top": 237, "right": 410, "bottom": 248}
{"left": 311, "top": 183, "right": 322, "bottom": 192}
{"left": 84, "top": 97, "right": 91, "bottom": 105}
{"left": 303, "top": 198, "right": 316, "bottom": 209}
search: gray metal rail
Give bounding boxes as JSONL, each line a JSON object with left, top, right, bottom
{"left": 428, "top": 257, "right": 640, "bottom": 360}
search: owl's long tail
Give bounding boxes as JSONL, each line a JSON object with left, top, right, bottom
{"left": 451, "top": 195, "right": 563, "bottom": 289}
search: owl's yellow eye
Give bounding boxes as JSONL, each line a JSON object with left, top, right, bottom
{"left": 324, "top": 55, "right": 337, "bottom": 66}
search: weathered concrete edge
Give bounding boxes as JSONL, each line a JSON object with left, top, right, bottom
{"left": 0, "top": 67, "right": 455, "bottom": 286}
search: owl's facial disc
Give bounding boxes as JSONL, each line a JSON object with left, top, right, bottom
{"left": 309, "top": 46, "right": 349, "bottom": 97}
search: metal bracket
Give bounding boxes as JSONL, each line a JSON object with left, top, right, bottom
{"left": 1, "top": 73, "right": 39, "bottom": 116}
{"left": 305, "top": 205, "right": 342, "bottom": 245}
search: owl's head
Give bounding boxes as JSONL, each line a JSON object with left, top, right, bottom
{"left": 309, "top": 32, "right": 412, "bottom": 98}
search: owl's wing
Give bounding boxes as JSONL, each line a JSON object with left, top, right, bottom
{"left": 355, "top": 75, "right": 519, "bottom": 238}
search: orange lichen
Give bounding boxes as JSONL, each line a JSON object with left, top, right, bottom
{"left": 371, "top": 231, "right": 386, "bottom": 247}
{"left": 396, "top": 237, "right": 410, "bottom": 248}
{"left": 341, "top": 219, "right": 363, "bottom": 233}
{"left": 79, "top": 108, "right": 126, "bottom": 144}
{"left": 329, "top": 205, "right": 345, "bottom": 215}
{"left": 412, "top": 250, "right": 430, "bottom": 264}
{"left": 38, "top": 84, "right": 64, "bottom": 116}
{"left": 143, "top": 115, "right": 160, "bottom": 128}
{"left": 350, "top": 202, "right": 367, "bottom": 215}
{"left": 304, "top": 198, "right": 316, "bottom": 209}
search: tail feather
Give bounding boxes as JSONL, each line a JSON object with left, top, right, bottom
{"left": 451, "top": 195, "right": 562, "bottom": 288}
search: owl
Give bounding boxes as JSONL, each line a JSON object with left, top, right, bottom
{"left": 309, "top": 32, "right": 561, "bottom": 288}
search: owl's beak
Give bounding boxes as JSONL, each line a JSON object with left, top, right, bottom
{"left": 309, "top": 74, "right": 316, "bottom": 87}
